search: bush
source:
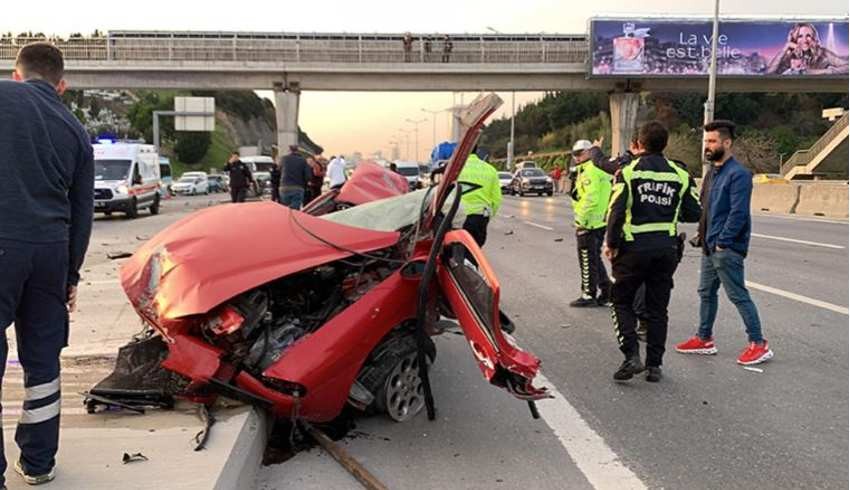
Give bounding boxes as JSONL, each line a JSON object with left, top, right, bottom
{"left": 174, "top": 131, "right": 212, "bottom": 164}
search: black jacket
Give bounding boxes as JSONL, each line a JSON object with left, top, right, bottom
{"left": 281, "top": 153, "right": 313, "bottom": 189}
{"left": 606, "top": 153, "right": 701, "bottom": 251}
{"left": 0, "top": 79, "right": 94, "bottom": 286}
{"left": 224, "top": 160, "right": 253, "bottom": 189}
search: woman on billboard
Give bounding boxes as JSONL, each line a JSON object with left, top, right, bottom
{"left": 767, "top": 22, "right": 847, "bottom": 75}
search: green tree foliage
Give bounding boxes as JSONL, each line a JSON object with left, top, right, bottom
{"left": 174, "top": 131, "right": 212, "bottom": 164}
{"left": 127, "top": 92, "right": 175, "bottom": 143}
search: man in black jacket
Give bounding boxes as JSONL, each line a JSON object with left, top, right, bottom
{"left": 280, "top": 145, "right": 313, "bottom": 210}
{"left": 603, "top": 121, "right": 701, "bottom": 383}
{"left": 0, "top": 42, "right": 93, "bottom": 487}
{"left": 224, "top": 151, "right": 253, "bottom": 203}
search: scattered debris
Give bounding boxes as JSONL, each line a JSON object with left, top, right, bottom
{"left": 193, "top": 405, "right": 216, "bottom": 451}
{"left": 742, "top": 367, "right": 764, "bottom": 373}
{"left": 554, "top": 238, "right": 564, "bottom": 242}
{"left": 122, "top": 452, "right": 149, "bottom": 464}
{"left": 702, "top": 400, "right": 709, "bottom": 405}
{"left": 504, "top": 230, "right": 515, "bottom": 236}
{"left": 302, "top": 421, "right": 388, "bottom": 490}
{"left": 107, "top": 251, "right": 132, "bottom": 260}
{"left": 135, "top": 235, "right": 150, "bottom": 241}
{"left": 559, "top": 324, "right": 571, "bottom": 329}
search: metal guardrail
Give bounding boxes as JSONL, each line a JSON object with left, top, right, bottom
{"left": 781, "top": 112, "right": 849, "bottom": 176}
{"left": 0, "top": 33, "right": 589, "bottom": 64}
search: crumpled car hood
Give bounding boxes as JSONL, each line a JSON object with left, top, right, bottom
{"left": 120, "top": 201, "right": 400, "bottom": 321}
{"left": 337, "top": 161, "right": 409, "bottom": 205}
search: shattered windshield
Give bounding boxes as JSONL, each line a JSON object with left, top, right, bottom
{"left": 321, "top": 187, "right": 462, "bottom": 232}
{"left": 95, "top": 159, "right": 131, "bottom": 181}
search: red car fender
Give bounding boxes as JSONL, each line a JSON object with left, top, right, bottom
{"left": 161, "top": 334, "right": 223, "bottom": 382}
{"left": 261, "top": 269, "right": 423, "bottom": 422}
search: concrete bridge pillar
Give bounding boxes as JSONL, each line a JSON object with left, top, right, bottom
{"left": 274, "top": 83, "right": 301, "bottom": 151}
{"left": 609, "top": 92, "right": 640, "bottom": 158}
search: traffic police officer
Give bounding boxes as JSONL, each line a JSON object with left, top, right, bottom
{"left": 458, "top": 146, "right": 502, "bottom": 247}
{"left": 0, "top": 43, "right": 94, "bottom": 486}
{"left": 604, "top": 121, "right": 700, "bottom": 382}
{"left": 569, "top": 139, "right": 614, "bottom": 307}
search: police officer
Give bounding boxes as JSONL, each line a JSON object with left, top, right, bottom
{"left": 458, "top": 146, "right": 502, "bottom": 247}
{"left": 603, "top": 121, "right": 701, "bottom": 382}
{"left": 224, "top": 151, "right": 253, "bottom": 203}
{"left": 0, "top": 42, "right": 94, "bottom": 486}
{"left": 568, "top": 139, "right": 614, "bottom": 307}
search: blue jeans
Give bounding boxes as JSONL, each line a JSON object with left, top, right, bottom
{"left": 698, "top": 249, "right": 763, "bottom": 343}
{"left": 280, "top": 188, "right": 304, "bottom": 210}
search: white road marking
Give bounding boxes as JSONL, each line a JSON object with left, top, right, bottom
{"left": 742, "top": 367, "right": 764, "bottom": 373}
{"left": 524, "top": 221, "right": 555, "bottom": 231}
{"left": 753, "top": 213, "right": 848, "bottom": 225}
{"left": 536, "top": 373, "right": 646, "bottom": 490}
{"left": 746, "top": 281, "right": 849, "bottom": 315}
{"left": 751, "top": 233, "right": 844, "bottom": 249}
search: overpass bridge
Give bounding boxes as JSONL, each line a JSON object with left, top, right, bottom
{"left": 1, "top": 31, "right": 846, "bottom": 152}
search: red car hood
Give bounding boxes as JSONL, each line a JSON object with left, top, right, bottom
{"left": 337, "top": 160, "right": 409, "bottom": 205}
{"left": 120, "top": 201, "right": 400, "bottom": 321}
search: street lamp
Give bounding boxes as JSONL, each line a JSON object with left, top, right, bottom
{"left": 701, "top": 0, "right": 721, "bottom": 178}
{"left": 397, "top": 129, "right": 412, "bottom": 160}
{"left": 406, "top": 118, "right": 428, "bottom": 162}
{"left": 421, "top": 108, "right": 442, "bottom": 154}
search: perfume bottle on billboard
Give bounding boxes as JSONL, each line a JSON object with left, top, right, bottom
{"left": 613, "top": 22, "right": 649, "bottom": 73}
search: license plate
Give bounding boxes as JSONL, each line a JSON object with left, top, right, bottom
{"left": 95, "top": 202, "right": 106, "bottom": 208}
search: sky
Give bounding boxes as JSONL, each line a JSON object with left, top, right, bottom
{"left": 4, "top": 0, "right": 848, "bottom": 160}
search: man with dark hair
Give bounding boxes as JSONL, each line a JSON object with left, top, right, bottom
{"left": 0, "top": 42, "right": 94, "bottom": 486}
{"left": 224, "top": 151, "right": 253, "bottom": 203}
{"left": 280, "top": 145, "right": 313, "bottom": 210}
{"left": 675, "top": 120, "right": 773, "bottom": 365}
{"left": 604, "top": 120, "right": 701, "bottom": 382}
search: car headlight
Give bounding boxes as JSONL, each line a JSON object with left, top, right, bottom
{"left": 116, "top": 185, "right": 129, "bottom": 195}
{"left": 546, "top": 177, "right": 553, "bottom": 183}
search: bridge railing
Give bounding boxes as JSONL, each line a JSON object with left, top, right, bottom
{"left": 0, "top": 35, "right": 588, "bottom": 64}
{"left": 781, "top": 112, "right": 849, "bottom": 176}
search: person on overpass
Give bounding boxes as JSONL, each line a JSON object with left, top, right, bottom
{"left": 280, "top": 145, "right": 313, "bottom": 209}
{"left": 458, "top": 146, "right": 502, "bottom": 247}
{"left": 224, "top": 151, "right": 253, "bottom": 203}
{"left": 0, "top": 42, "right": 94, "bottom": 487}
{"left": 675, "top": 120, "right": 774, "bottom": 366}
{"left": 568, "top": 139, "right": 613, "bottom": 307}
{"left": 327, "top": 155, "right": 347, "bottom": 190}
{"left": 604, "top": 121, "right": 701, "bottom": 382}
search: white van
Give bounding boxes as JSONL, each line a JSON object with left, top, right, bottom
{"left": 93, "top": 142, "right": 161, "bottom": 218}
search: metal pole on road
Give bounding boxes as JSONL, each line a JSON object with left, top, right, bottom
{"left": 508, "top": 91, "right": 516, "bottom": 169}
{"left": 421, "top": 108, "right": 441, "bottom": 154}
{"left": 152, "top": 110, "right": 215, "bottom": 154}
{"left": 406, "top": 118, "right": 427, "bottom": 162}
{"left": 702, "top": 0, "right": 720, "bottom": 178}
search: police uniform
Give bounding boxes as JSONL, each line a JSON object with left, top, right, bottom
{"left": 458, "top": 153, "right": 502, "bottom": 247}
{"left": 606, "top": 153, "right": 700, "bottom": 377}
{"left": 569, "top": 157, "right": 613, "bottom": 305}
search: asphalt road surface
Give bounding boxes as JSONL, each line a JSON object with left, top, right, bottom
{"left": 88, "top": 193, "right": 847, "bottom": 489}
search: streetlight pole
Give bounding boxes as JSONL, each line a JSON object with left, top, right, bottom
{"left": 406, "top": 117, "right": 428, "bottom": 162}
{"left": 421, "top": 108, "right": 441, "bottom": 152}
{"left": 508, "top": 91, "right": 516, "bottom": 169}
{"left": 702, "top": 0, "right": 720, "bottom": 178}
{"left": 398, "top": 129, "right": 412, "bottom": 160}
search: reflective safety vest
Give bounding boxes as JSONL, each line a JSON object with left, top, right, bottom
{"left": 458, "top": 154, "right": 502, "bottom": 217}
{"left": 570, "top": 160, "right": 613, "bottom": 230}
{"left": 614, "top": 158, "right": 696, "bottom": 241}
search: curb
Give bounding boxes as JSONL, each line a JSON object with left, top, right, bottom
{"left": 213, "top": 407, "right": 271, "bottom": 490}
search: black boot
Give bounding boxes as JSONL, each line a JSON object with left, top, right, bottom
{"left": 613, "top": 355, "right": 645, "bottom": 381}
{"left": 645, "top": 366, "right": 663, "bottom": 383}
{"left": 569, "top": 296, "right": 598, "bottom": 308}
{"left": 596, "top": 287, "right": 612, "bottom": 306}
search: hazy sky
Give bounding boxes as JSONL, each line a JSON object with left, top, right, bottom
{"left": 4, "top": 0, "right": 847, "bottom": 160}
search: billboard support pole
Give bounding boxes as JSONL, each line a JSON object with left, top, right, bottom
{"left": 702, "top": 0, "right": 721, "bottom": 178}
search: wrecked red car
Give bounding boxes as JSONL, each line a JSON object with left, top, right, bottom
{"left": 88, "top": 94, "right": 547, "bottom": 424}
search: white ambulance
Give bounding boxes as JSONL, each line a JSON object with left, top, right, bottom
{"left": 93, "top": 142, "right": 161, "bottom": 219}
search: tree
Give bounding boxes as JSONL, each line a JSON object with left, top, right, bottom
{"left": 127, "top": 91, "right": 174, "bottom": 143}
{"left": 174, "top": 132, "right": 212, "bottom": 164}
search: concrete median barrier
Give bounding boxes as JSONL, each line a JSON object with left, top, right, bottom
{"left": 794, "top": 182, "right": 849, "bottom": 218}
{"left": 751, "top": 182, "right": 801, "bottom": 214}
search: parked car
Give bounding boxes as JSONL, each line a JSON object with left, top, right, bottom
{"left": 392, "top": 161, "right": 424, "bottom": 191}
{"left": 253, "top": 171, "right": 272, "bottom": 196}
{"left": 172, "top": 172, "right": 209, "bottom": 195}
{"left": 86, "top": 94, "right": 546, "bottom": 427}
{"left": 207, "top": 174, "right": 228, "bottom": 193}
{"left": 510, "top": 167, "right": 553, "bottom": 197}
{"left": 498, "top": 172, "right": 513, "bottom": 193}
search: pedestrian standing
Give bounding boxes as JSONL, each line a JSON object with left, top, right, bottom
{"left": 0, "top": 42, "right": 94, "bottom": 487}
{"left": 458, "top": 146, "right": 502, "bottom": 247}
{"left": 269, "top": 163, "right": 281, "bottom": 203}
{"left": 327, "top": 155, "right": 347, "bottom": 190}
{"left": 675, "top": 120, "right": 774, "bottom": 365}
{"left": 568, "top": 139, "right": 614, "bottom": 307}
{"left": 402, "top": 33, "right": 413, "bottom": 62}
{"left": 306, "top": 155, "right": 326, "bottom": 202}
{"left": 280, "top": 145, "right": 313, "bottom": 210}
{"left": 604, "top": 121, "right": 701, "bottom": 382}
{"left": 224, "top": 151, "right": 253, "bottom": 203}
{"left": 549, "top": 166, "right": 563, "bottom": 193}
{"left": 442, "top": 35, "right": 453, "bottom": 62}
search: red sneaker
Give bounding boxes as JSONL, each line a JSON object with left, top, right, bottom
{"left": 675, "top": 336, "right": 718, "bottom": 355}
{"left": 737, "top": 341, "right": 774, "bottom": 365}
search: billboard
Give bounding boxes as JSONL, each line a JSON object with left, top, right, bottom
{"left": 590, "top": 18, "right": 849, "bottom": 77}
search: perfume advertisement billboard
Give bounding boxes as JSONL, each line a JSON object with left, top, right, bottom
{"left": 590, "top": 18, "right": 849, "bottom": 77}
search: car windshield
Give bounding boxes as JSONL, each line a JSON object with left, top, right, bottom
{"left": 178, "top": 177, "right": 197, "bottom": 183}
{"left": 94, "top": 160, "right": 131, "bottom": 181}
{"left": 521, "top": 169, "right": 545, "bottom": 177}
{"left": 321, "top": 187, "right": 461, "bottom": 233}
{"left": 396, "top": 166, "right": 420, "bottom": 177}
{"left": 498, "top": 172, "right": 512, "bottom": 179}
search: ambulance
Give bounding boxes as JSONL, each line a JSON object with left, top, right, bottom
{"left": 93, "top": 141, "right": 161, "bottom": 218}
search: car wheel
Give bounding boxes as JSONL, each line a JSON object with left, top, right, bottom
{"left": 150, "top": 194, "right": 160, "bottom": 215}
{"left": 547, "top": 191, "right": 553, "bottom": 197}
{"left": 372, "top": 334, "right": 435, "bottom": 423}
{"left": 104, "top": 211, "right": 112, "bottom": 217}
{"left": 519, "top": 190, "right": 525, "bottom": 197}
{"left": 125, "top": 198, "right": 138, "bottom": 219}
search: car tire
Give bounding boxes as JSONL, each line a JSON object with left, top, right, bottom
{"left": 373, "top": 334, "right": 436, "bottom": 423}
{"left": 519, "top": 190, "right": 525, "bottom": 197}
{"left": 104, "top": 211, "right": 112, "bottom": 217}
{"left": 547, "top": 191, "right": 553, "bottom": 197}
{"left": 150, "top": 194, "right": 160, "bottom": 215}
{"left": 125, "top": 198, "right": 138, "bottom": 219}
